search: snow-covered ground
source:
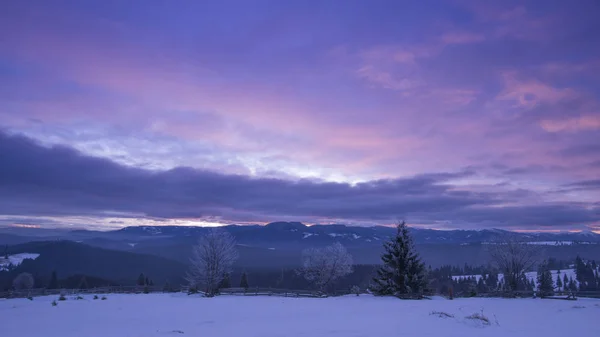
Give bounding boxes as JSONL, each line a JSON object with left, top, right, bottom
{"left": 0, "top": 253, "right": 39, "bottom": 271}
{"left": 453, "top": 269, "right": 578, "bottom": 288}
{"left": 0, "top": 294, "right": 598, "bottom": 337}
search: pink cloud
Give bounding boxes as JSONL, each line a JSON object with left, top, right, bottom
{"left": 496, "top": 72, "right": 578, "bottom": 108}
{"left": 540, "top": 115, "right": 600, "bottom": 132}
{"left": 356, "top": 65, "right": 420, "bottom": 91}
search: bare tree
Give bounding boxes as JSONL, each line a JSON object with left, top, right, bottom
{"left": 488, "top": 236, "right": 539, "bottom": 292}
{"left": 13, "top": 272, "right": 34, "bottom": 290}
{"left": 299, "top": 242, "right": 353, "bottom": 293}
{"left": 185, "top": 229, "right": 238, "bottom": 296}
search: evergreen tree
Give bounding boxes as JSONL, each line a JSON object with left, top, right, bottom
{"left": 537, "top": 261, "right": 554, "bottom": 297}
{"left": 218, "top": 273, "right": 231, "bottom": 290}
{"left": 78, "top": 275, "right": 89, "bottom": 290}
{"left": 556, "top": 273, "right": 563, "bottom": 290}
{"left": 47, "top": 271, "right": 58, "bottom": 289}
{"left": 370, "top": 221, "right": 427, "bottom": 297}
{"left": 240, "top": 272, "right": 249, "bottom": 289}
{"left": 145, "top": 276, "right": 150, "bottom": 286}
{"left": 568, "top": 277, "right": 577, "bottom": 292}
{"left": 563, "top": 274, "right": 569, "bottom": 289}
{"left": 163, "top": 281, "right": 172, "bottom": 292}
{"left": 137, "top": 273, "right": 146, "bottom": 286}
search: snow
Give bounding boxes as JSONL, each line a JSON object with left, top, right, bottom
{"left": 128, "top": 243, "right": 137, "bottom": 247}
{"left": 0, "top": 294, "right": 598, "bottom": 337}
{"left": 452, "top": 269, "right": 579, "bottom": 288}
{"left": 303, "top": 233, "right": 314, "bottom": 239}
{"left": 328, "top": 233, "right": 344, "bottom": 237}
{"left": 523, "top": 241, "right": 596, "bottom": 246}
{"left": 0, "top": 253, "right": 40, "bottom": 271}
{"left": 352, "top": 234, "right": 361, "bottom": 239}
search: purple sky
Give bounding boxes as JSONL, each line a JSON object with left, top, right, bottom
{"left": 0, "top": 0, "right": 599, "bottom": 231}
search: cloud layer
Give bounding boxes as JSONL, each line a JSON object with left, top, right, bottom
{"left": 0, "top": 131, "right": 598, "bottom": 230}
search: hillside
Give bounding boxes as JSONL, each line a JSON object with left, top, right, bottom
{"left": 1, "top": 241, "right": 187, "bottom": 288}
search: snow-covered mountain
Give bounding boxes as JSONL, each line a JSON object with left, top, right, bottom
{"left": 110, "top": 222, "right": 600, "bottom": 245}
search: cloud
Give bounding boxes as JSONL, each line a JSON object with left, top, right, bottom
{"left": 0, "top": 130, "right": 598, "bottom": 229}
{"left": 540, "top": 115, "right": 600, "bottom": 133}
{"left": 440, "top": 31, "right": 485, "bottom": 45}
{"left": 496, "top": 72, "right": 578, "bottom": 108}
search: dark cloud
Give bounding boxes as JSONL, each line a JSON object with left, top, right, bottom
{"left": 563, "top": 179, "right": 600, "bottom": 191}
{"left": 558, "top": 143, "right": 600, "bottom": 158}
{"left": 0, "top": 130, "right": 598, "bottom": 229}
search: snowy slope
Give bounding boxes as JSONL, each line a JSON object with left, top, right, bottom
{"left": 452, "top": 269, "right": 579, "bottom": 288}
{"left": 0, "top": 253, "right": 40, "bottom": 271}
{"left": 0, "top": 294, "right": 598, "bottom": 337}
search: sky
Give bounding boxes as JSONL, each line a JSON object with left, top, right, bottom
{"left": 0, "top": 0, "right": 599, "bottom": 231}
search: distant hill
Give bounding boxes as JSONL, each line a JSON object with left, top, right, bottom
{"left": 1, "top": 223, "right": 599, "bottom": 269}
{"left": 0, "top": 241, "right": 187, "bottom": 289}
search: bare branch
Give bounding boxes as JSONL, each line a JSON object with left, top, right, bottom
{"left": 487, "top": 235, "right": 539, "bottom": 291}
{"left": 299, "top": 242, "right": 353, "bottom": 293}
{"left": 185, "top": 229, "right": 238, "bottom": 296}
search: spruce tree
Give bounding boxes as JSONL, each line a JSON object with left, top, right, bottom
{"left": 370, "top": 221, "right": 427, "bottom": 297}
{"left": 537, "top": 261, "right": 554, "bottom": 297}
{"left": 79, "top": 275, "right": 89, "bottom": 290}
{"left": 48, "top": 271, "right": 58, "bottom": 289}
{"left": 240, "top": 272, "right": 249, "bottom": 289}
{"left": 563, "top": 274, "right": 569, "bottom": 290}
{"left": 218, "top": 273, "right": 231, "bottom": 290}
{"left": 137, "top": 273, "right": 146, "bottom": 286}
{"left": 556, "top": 273, "right": 563, "bottom": 290}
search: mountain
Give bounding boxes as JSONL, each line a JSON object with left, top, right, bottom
{"left": 1, "top": 223, "right": 599, "bottom": 269}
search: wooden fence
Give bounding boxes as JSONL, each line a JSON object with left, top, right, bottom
{"left": 0, "top": 286, "right": 325, "bottom": 299}
{"left": 2, "top": 286, "right": 600, "bottom": 300}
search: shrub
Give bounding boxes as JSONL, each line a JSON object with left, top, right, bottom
{"left": 143, "top": 285, "right": 149, "bottom": 294}
{"left": 27, "top": 296, "right": 33, "bottom": 301}
{"left": 51, "top": 300, "right": 58, "bottom": 307}
{"left": 350, "top": 285, "right": 361, "bottom": 296}
{"left": 101, "top": 296, "right": 107, "bottom": 300}
{"left": 93, "top": 295, "right": 99, "bottom": 300}
{"left": 430, "top": 311, "right": 454, "bottom": 318}
{"left": 13, "top": 272, "right": 34, "bottom": 290}
{"left": 58, "top": 294, "right": 67, "bottom": 301}
{"left": 76, "top": 295, "right": 84, "bottom": 300}
{"left": 465, "top": 311, "right": 490, "bottom": 325}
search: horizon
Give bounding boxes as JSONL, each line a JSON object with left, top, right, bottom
{"left": 0, "top": 1, "right": 599, "bottom": 232}
{"left": 2, "top": 222, "right": 598, "bottom": 235}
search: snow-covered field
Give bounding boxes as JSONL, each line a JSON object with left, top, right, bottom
{"left": 1, "top": 293, "right": 598, "bottom": 337}
{"left": 0, "top": 253, "right": 40, "bottom": 271}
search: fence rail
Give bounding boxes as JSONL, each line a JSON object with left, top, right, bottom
{"left": 2, "top": 286, "right": 600, "bottom": 300}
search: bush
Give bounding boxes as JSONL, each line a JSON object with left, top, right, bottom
{"left": 465, "top": 311, "right": 490, "bottom": 325}
{"left": 143, "top": 285, "right": 149, "bottom": 294}
{"left": 350, "top": 285, "right": 361, "bottom": 296}
{"left": 430, "top": 311, "right": 454, "bottom": 318}
{"left": 13, "top": 272, "right": 34, "bottom": 290}
{"left": 58, "top": 295, "right": 67, "bottom": 301}
{"left": 101, "top": 296, "right": 107, "bottom": 300}
{"left": 51, "top": 300, "right": 57, "bottom": 307}
{"left": 27, "top": 296, "right": 33, "bottom": 301}
{"left": 76, "top": 295, "right": 84, "bottom": 300}
{"left": 93, "top": 295, "right": 99, "bottom": 300}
